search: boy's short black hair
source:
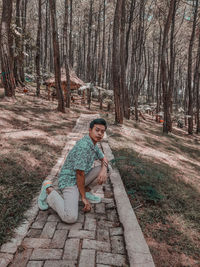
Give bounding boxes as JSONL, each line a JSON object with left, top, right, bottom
{"left": 90, "top": 118, "right": 107, "bottom": 130}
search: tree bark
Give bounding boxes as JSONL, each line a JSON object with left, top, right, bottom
{"left": 43, "top": 0, "right": 49, "bottom": 72}
{"left": 161, "top": 0, "right": 176, "bottom": 133}
{"left": 69, "top": 0, "right": 73, "bottom": 67}
{"left": 14, "top": 0, "right": 21, "bottom": 86}
{"left": 156, "top": 26, "right": 162, "bottom": 122}
{"left": 195, "top": 24, "right": 200, "bottom": 133}
{"left": 35, "top": 0, "right": 42, "bottom": 96}
{"left": 0, "top": 0, "right": 15, "bottom": 97}
{"left": 120, "top": 0, "right": 130, "bottom": 119}
{"left": 63, "top": 0, "right": 71, "bottom": 108}
{"left": 187, "top": 0, "right": 198, "bottom": 134}
{"left": 86, "top": 0, "right": 93, "bottom": 108}
{"left": 101, "top": 0, "right": 106, "bottom": 87}
{"left": 125, "top": 0, "right": 136, "bottom": 68}
{"left": 49, "top": 0, "right": 65, "bottom": 112}
{"left": 112, "top": 0, "right": 123, "bottom": 124}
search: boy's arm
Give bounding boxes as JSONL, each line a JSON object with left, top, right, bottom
{"left": 76, "top": 169, "right": 91, "bottom": 212}
{"left": 97, "top": 157, "right": 109, "bottom": 185}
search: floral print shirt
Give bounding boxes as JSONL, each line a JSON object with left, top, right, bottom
{"left": 58, "top": 135, "right": 104, "bottom": 189}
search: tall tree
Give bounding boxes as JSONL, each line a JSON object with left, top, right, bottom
{"left": 14, "top": 0, "right": 22, "bottom": 86}
{"left": 161, "top": 0, "right": 176, "bottom": 133}
{"left": 43, "top": 0, "right": 49, "bottom": 72}
{"left": 101, "top": 0, "right": 106, "bottom": 87}
{"left": 35, "top": 0, "right": 42, "bottom": 96}
{"left": 195, "top": 27, "right": 200, "bottom": 134}
{"left": 112, "top": 0, "right": 123, "bottom": 124}
{"left": 133, "top": 0, "right": 146, "bottom": 121}
{"left": 63, "top": 0, "right": 71, "bottom": 108}
{"left": 69, "top": 0, "right": 73, "bottom": 67}
{"left": 86, "top": 0, "right": 93, "bottom": 108}
{"left": 156, "top": 25, "right": 162, "bottom": 122}
{"left": 86, "top": 0, "right": 93, "bottom": 82}
{"left": 49, "top": 0, "right": 65, "bottom": 112}
{"left": 125, "top": 0, "right": 136, "bottom": 68}
{"left": 120, "top": 0, "right": 130, "bottom": 119}
{"left": 91, "top": 2, "right": 101, "bottom": 84}
{"left": 20, "top": 0, "right": 27, "bottom": 83}
{"left": 187, "top": 0, "right": 198, "bottom": 134}
{"left": 0, "top": 0, "right": 15, "bottom": 96}
{"left": 13, "top": 0, "right": 26, "bottom": 86}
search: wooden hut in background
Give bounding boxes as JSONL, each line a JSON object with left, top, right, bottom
{"left": 44, "top": 70, "right": 85, "bottom": 101}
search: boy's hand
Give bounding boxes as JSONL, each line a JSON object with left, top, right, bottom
{"left": 97, "top": 170, "right": 107, "bottom": 185}
{"left": 82, "top": 198, "right": 91, "bottom": 212}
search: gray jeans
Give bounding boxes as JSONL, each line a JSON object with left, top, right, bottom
{"left": 47, "top": 165, "right": 102, "bottom": 223}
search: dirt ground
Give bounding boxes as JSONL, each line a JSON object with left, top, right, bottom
{"left": 1, "top": 85, "right": 200, "bottom": 266}
{"left": 104, "top": 113, "right": 200, "bottom": 267}
{"left": 0, "top": 85, "right": 100, "bottom": 246}
{"left": 108, "top": 115, "right": 200, "bottom": 190}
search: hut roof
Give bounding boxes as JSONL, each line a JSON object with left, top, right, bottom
{"left": 45, "top": 69, "right": 85, "bottom": 87}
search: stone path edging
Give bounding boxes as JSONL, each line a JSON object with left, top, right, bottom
{"left": 0, "top": 113, "right": 155, "bottom": 267}
{"left": 101, "top": 141, "right": 155, "bottom": 267}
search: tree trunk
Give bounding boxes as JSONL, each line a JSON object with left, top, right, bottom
{"left": 13, "top": 0, "right": 21, "bottom": 86}
{"left": 19, "top": 0, "right": 27, "bottom": 83}
{"left": 161, "top": 0, "right": 176, "bottom": 133}
{"left": 125, "top": 0, "right": 136, "bottom": 68}
{"left": 63, "top": 0, "right": 71, "bottom": 108}
{"left": 101, "top": 0, "right": 106, "bottom": 87}
{"left": 92, "top": 3, "right": 101, "bottom": 84}
{"left": 43, "top": 0, "right": 49, "bottom": 72}
{"left": 106, "top": 24, "right": 112, "bottom": 89}
{"left": 169, "top": 0, "right": 177, "bottom": 121}
{"left": 120, "top": 0, "right": 130, "bottom": 119}
{"left": 187, "top": 0, "right": 198, "bottom": 134}
{"left": 35, "top": 0, "right": 42, "bottom": 96}
{"left": 69, "top": 0, "right": 73, "bottom": 67}
{"left": 0, "top": 0, "right": 15, "bottom": 97}
{"left": 112, "top": 0, "right": 123, "bottom": 124}
{"left": 156, "top": 26, "right": 162, "bottom": 122}
{"left": 86, "top": 0, "right": 93, "bottom": 107}
{"left": 195, "top": 23, "right": 200, "bottom": 133}
{"left": 49, "top": 0, "right": 65, "bottom": 112}
{"left": 134, "top": 0, "right": 146, "bottom": 122}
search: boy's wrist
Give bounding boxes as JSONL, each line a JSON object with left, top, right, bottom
{"left": 81, "top": 193, "right": 86, "bottom": 200}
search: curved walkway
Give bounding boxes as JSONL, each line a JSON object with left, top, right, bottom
{"left": 0, "top": 114, "right": 154, "bottom": 267}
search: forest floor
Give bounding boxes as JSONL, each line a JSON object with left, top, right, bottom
{"left": 103, "top": 113, "right": 200, "bottom": 266}
{"left": 0, "top": 84, "right": 200, "bottom": 266}
{"left": 0, "top": 84, "right": 99, "bottom": 248}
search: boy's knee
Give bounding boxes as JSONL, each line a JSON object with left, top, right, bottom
{"left": 62, "top": 214, "right": 78, "bottom": 224}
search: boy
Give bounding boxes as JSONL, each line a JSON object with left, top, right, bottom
{"left": 38, "top": 118, "right": 109, "bottom": 223}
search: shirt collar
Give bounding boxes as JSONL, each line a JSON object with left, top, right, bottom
{"left": 85, "top": 134, "right": 96, "bottom": 149}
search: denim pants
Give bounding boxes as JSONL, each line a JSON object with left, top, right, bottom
{"left": 47, "top": 165, "right": 102, "bottom": 223}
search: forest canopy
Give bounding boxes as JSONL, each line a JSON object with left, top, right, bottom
{"left": 0, "top": 0, "right": 199, "bottom": 134}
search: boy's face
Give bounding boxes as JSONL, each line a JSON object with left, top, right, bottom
{"left": 89, "top": 124, "right": 106, "bottom": 144}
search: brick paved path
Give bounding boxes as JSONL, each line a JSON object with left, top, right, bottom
{"left": 1, "top": 114, "right": 129, "bottom": 267}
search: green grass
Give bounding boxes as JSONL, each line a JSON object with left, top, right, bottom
{"left": 111, "top": 148, "right": 200, "bottom": 260}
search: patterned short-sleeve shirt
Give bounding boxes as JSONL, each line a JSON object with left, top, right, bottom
{"left": 58, "top": 135, "right": 104, "bottom": 189}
